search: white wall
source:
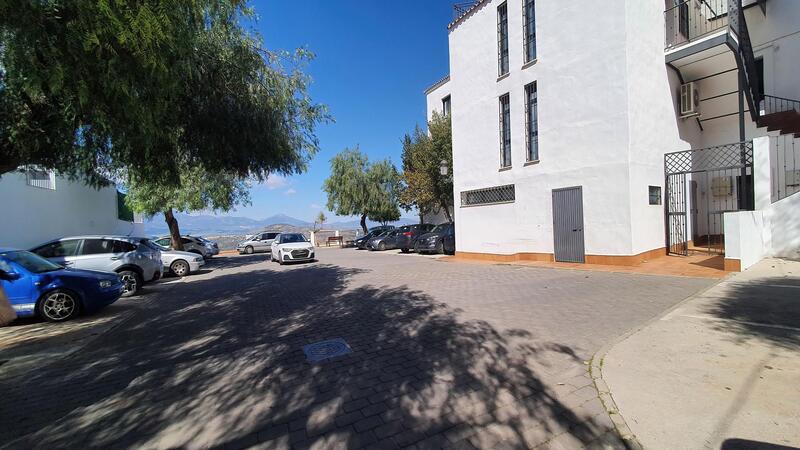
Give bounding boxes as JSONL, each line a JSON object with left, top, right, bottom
{"left": 0, "top": 172, "right": 143, "bottom": 249}
{"left": 425, "top": 79, "right": 451, "bottom": 122}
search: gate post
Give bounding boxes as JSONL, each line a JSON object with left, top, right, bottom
{"left": 752, "top": 136, "right": 772, "bottom": 210}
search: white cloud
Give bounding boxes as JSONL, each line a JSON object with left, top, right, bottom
{"left": 284, "top": 188, "right": 297, "bottom": 196}
{"left": 264, "top": 174, "right": 288, "bottom": 190}
{"left": 310, "top": 203, "right": 320, "bottom": 209}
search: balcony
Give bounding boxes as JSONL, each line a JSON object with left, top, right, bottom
{"left": 665, "top": 0, "right": 729, "bottom": 50}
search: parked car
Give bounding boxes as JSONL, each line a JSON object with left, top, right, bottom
{"left": 367, "top": 230, "right": 402, "bottom": 251}
{"left": 354, "top": 225, "right": 395, "bottom": 250}
{"left": 154, "top": 235, "right": 214, "bottom": 258}
{"left": 151, "top": 243, "right": 205, "bottom": 277}
{"left": 0, "top": 249, "right": 125, "bottom": 322}
{"left": 270, "top": 233, "right": 315, "bottom": 265}
{"left": 30, "top": 236, "right": 162, "bottom": 297}
{"left": 193, "top": 236, "right": 220, "bottom": 257}
{"left": 397, "top": 224, "right": 437, "bottom": 253}
{"left": 415, "top": 222, "right": 456, "bottom": 255}
{"left": 237, "top": 231, "right": 279, "bottom": 254}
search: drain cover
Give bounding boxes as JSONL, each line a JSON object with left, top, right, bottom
{"left": 303, "top": 338, "right": 352, "bottom": 363}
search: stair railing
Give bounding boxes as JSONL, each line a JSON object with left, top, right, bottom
{"left": 728, "top": 0, "right": 762, "bottom": 122}
{"left": 761, "top": 95, "right": 800, "bottom": 116}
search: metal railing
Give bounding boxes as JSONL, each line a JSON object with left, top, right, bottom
{"left": 729, "top": 0, "right": 762, "bottom": 121}
{"left": 461, "top": 184, "right": 515, "bottom": 207}
{"left": 771, "top": 135, "right": 800, "bottom": 202}
{"left": 761, "top": 95, "right": 800, "bottom": 115}
{"left": 453, "top": 1, "right": 478, "bottom": 19}
{"left": 665, "top": 0, "right": 728, "bottom": 48}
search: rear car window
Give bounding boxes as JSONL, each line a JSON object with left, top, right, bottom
{"left": 80, "top": 239, "right": 115, "bottom": 255}
{"left": 33, "top": 240, "right": 81, "bottom": 258}
{"left": 113, "top": 240, "right": 137, "bottom": 253}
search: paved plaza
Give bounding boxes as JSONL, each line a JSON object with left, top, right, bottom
{"left": 0, "top": 249, "right": 714, "bottom": 449}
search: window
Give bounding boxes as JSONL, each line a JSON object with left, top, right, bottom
{"left": 442, "top": 95, "right": 451, "bottom": 116}
{"left": 523, "top": 0, "right": 536, "bottom": 63}
{"left": 113, "top": 240, "right": 137, "bottom": 253}
{"left": 499, "top": 93, "right": 511, "bottom": 168}
{"left": 155, "top": 238, "right": 171, "bottom": 247}
{"left": 525, "top": 82, "right": 539, "bottom": 161}
{"left": 649, "top": 186, "right": 662, "bottom": 205}
{"left": 265, "top": 233, "right": 279, "bottom": 240}
{"left": 80, "top": 239, "right": 115, "bottom": 255}
{"left": 26, "top": 168, "right": 56, "bottom": 190}
{"left": 461, "top": 184, "right": 515, "bottom": 206}
{"left": 33, "top": 240, "right": 81, "bottom": 258}
{"left": 497, "top": 2, "right": 509, "bottom": 76}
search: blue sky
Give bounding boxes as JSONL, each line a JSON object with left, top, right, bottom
{"left": 222, "top": 0, "right": 452, "bottom": 222}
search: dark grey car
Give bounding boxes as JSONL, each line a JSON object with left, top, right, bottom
{"left": 367, "top": 230, "right": 401, "bottom": 251}
{"left": 415, "top": 223, "right": 456, "bottom": 255}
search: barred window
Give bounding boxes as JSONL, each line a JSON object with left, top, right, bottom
{"left": 442, "top": 95, "right": 451, "bottom": 116}
{"left": 499, "top": 93, "right": 511, "bottom": 168}
{"left": 461, "top": 184, "right": 515, "bottom": 207}
{"left": 26, "top": 167, "right": 56, "bottom": 190}
{"left": 497, "top": 2, "right": 509, "bottom": 76}
{"left": 525, "top": 82, "right": 539, "bottom": 161}
{"left": 523, "top": 0, "right": 536, "bottom": 63}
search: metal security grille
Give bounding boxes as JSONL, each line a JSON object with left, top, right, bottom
{"left": 664, "top": 141, "right": 754, "bottom": 256}
{"left": 523, "top": 0, "right": 536, "bottom": 63}
{"left": 497, "top": 2, "right": 509, "bottom": 76}
{"left": 499, "top": 93, "right": 511, "bottom": 167}
{"left": 461, "top": 184, "right": 515, "bottom": 207}
{"left": 524, "top": 82, "right": 538, "bottom": 162}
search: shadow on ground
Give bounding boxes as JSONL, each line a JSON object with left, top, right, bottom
{"left": 704, "top": 277, "right": 800, "bottom": 350}
{"left": 0, "top": 261, "right": 614, "bottom": 449}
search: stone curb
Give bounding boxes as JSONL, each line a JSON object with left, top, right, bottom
{"left": 588, "top": 271, "right": 736, "bottom": 450}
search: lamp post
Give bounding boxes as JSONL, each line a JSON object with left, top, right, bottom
{"left": 439, "top": 159, "right": 449, "bottom": 177}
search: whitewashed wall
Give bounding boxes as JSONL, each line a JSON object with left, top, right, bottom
{"left": 0, "top": 172, "right": 143, "bottom": 249}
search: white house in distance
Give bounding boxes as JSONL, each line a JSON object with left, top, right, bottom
{"left": 426, "top": 0, "right": 800, "bottom": 270}
{"left": 0, "top": 168, "right": 143, "bottom": 249}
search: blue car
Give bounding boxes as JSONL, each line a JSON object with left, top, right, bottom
{"left": 0, "top": 248, "right": 124, "bottom": 322}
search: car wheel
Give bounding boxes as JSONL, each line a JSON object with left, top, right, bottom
{"left": 118, "top": 270, "right": 142, "bottom": 297}
{"left": 170, "top": 259, "right": 190, "bottom": 277}
{"left": 38, "top": 289, "right": 80, "bottom": 322}
{"left": 278, "top": 252, "right": 284, "bottom": 265}
{"left": 435, "top": 240, "right": 444, "bottom": 254}
{"left": 245, "top": 246, "right": 254, "bottom": 255}
{"left": 378, "top": 242, "right": 386, "bottom": 251}
{"left": 400, "top": 247, "right": 410, "bottom": 253}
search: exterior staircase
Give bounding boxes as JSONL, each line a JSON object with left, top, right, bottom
{"left": 756, "top": 95, "right": 800, "bottom": 138}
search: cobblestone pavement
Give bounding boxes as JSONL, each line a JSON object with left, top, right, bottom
{"left": 0, "top": 249, "right": 715, "bottom": 449}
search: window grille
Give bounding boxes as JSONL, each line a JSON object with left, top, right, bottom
{"left": 499, "top": 93, "right": 511, "bottom": 168}
{"left": 26, "top": 168, "right": 56, "bottom": 190}
{"left": 461, "top": 184, "right": 515, "bottom": 207}
{"left": 497, "top": 2, "right": 509, "bottom": 76}
{"left": 525, "top": 82, "right": 538, "bottom": 161}
{"left": 523, "top": 0, "right": 536, "bottom": 63}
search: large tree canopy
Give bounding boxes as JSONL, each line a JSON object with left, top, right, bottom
{"left": 323, "top": 148, "right": 401, "bottom": 234}
{"left": 400, "top": 112, "right": 453, "bottom": 222}
{"left": 0, "top": 0, "right": 327, "bottom": 185}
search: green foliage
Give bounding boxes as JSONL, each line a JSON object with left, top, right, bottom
{"left": 314, "top": 211, "right": 327, "bottom": 231}
{"left": 400, "top": 112, "right": 453, "bottom": 222}
{"left": 0, "top": 0, "right": 328, "bottom": 186}
{"left": 323, "top": 147, "right": 401, "bottom": 232}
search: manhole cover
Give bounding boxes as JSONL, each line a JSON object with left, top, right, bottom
{"left": 303, "top": 338, "right": 352, "bottom": 363}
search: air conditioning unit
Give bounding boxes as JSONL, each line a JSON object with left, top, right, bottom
{"left": 680, "top": 82, "right": 700, "bottom": 117}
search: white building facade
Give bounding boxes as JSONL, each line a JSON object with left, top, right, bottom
{"left": 0, "top": 169, "right": 144, "bottom": 249}
{"left": 426, "top": 0, "right": 800, "bottom": 268}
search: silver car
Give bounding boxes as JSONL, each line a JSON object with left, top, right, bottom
{"left": 154, "top": 235, "right": 213, "bottom": 258}
{"left": 30, "top": 236, "right": 162, "bottom": 297}
{"left": 237, "top": 231, "right": 279, "bottom": 254}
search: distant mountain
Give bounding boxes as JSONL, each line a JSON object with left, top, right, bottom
{"left": 143, "top": 213, "right": 418, "bottom": 236}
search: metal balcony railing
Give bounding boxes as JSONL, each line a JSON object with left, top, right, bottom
{"left": 665, "top": 0, "right": 728, "bottom": 49}
{"left": 761, "top": 95, "right": 800, "bottom": 115}
{"left": 453, "top": 1, "right": 478, "bottom": 20}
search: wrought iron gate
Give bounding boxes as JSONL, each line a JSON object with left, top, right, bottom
{"left": 664, "top": 142, "right": 754, "bottom": 256}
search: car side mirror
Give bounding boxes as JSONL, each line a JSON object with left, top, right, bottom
{"left": 0, "top": 270, "right": 21, "bottom": 281}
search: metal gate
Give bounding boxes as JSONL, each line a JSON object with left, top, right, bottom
{"left": 664, "top": 142, "right": 754, "bottom": 256}
{"left": 552, "top": 186, "right": 585, "bottom": 263}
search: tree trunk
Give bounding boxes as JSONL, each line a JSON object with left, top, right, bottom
{"left": 360, "top": 213, "right": 368, "bottom": 235}
{"left": 164, "top": 208, "right": 184, "bottom": 251}
{"left": 440, "top": 199, "right": 453, "bottom": 223}
{"left": 419, "top": 212, "right": 424, "bottom": 224}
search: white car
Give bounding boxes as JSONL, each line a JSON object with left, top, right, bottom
{"left": 270, "top": 233, "right": 315, "bottom": 265}
{"left": 153, "top": 244, "right": 205, "bottom": 277}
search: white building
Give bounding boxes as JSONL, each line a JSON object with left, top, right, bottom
{"left": 426, "top": 0, "right": 800, "bottom": 269}
{"left": 0, "top": 168, "right": 144, "bottom": 249}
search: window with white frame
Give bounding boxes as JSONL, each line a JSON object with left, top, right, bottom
{"left": 523, "top": 0, "right": 536, "bottom": 63}
{"left": 499, "top": 93, "right": 511, "bottom": 168}
{"left": 497, "top": 2, "right": 509, "bottom": 76}
{"left": 525, "top": 82, "right": 539, "bottom": 161}
{"left": 442, "top": 95, "right": 451, "bottom": 116}
{"left": 26, "top": 168, "right": 56, "bottom": 190}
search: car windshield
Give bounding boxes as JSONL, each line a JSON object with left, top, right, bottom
{"left": 431, "top": 224, "right": 452, "bottom": 233}
{"left": 281, "top": 234, "right": 307, "bottom": 243}
{"left": 1, "top": 250, "right": 62, "bottom": 273}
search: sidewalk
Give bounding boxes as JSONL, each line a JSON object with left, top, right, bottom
{"left": 600, "top": 258, "right": 800, "bottom": 449}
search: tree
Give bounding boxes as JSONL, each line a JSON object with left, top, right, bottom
{"left": 399, "top": 112, "right": 454, "bottom": 222}
{"left": 313, "top": 212, "right": 327, "bottom": 232}
{"left": 0, "top": 1, "right": 328, "bottom": 186}
{"left": 323, "top": 148, "right": 401, "bottom": 234}
{"left": 125, "top": 165, "right": 251, "bottom": 250}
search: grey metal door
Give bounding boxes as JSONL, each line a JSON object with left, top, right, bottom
{"left": 552, "top": 187, "right": 585, "bottom": 263}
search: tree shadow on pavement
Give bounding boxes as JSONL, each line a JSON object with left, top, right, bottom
{"left": 0, "top": 261, "right": 616, "bottom": 449}
{"left": 703, "top": 278, "right": 800, "bottom": 350}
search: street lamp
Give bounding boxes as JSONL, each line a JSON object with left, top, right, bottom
{"left": 439, "top": 159, "right": 448, "bottom": 176}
